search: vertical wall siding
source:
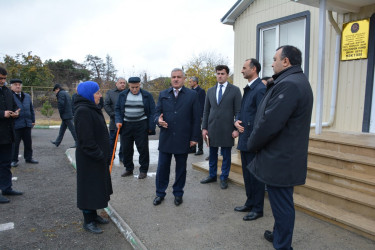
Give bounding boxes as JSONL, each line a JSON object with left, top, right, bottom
{"left": 232, "top": 0, "right": 375, "bottom": 132}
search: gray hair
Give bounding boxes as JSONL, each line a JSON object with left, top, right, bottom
{"left": 171, "top": 68, "right": 185, "bottom": 76}
{"left": 117, "top": 77, "right": 126, "bottom": 82}
{"left": 189, "top": 76, "right": 199, "bottom": 83}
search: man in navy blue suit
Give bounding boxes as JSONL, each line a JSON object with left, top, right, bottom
{"left": 153, "top": 68, "right": 200, "bottom": 206}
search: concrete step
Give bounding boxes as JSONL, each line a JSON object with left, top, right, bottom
{"left": 308, "top": 162, "right": 375, "bottom": 195}
{"left": 192, "top": 160, "right": 244, "bottom": 186}
{"left": 217, "top": 154, "right": 243, "bottom": 174}
{"left": 294, "top": 193, "right": 375, "bottom": 241}
{"left": 295, "top": 179, "right": 375, "bottom": 220}
{"left": 308, "top": 147, "right": 375, "bottom": 175}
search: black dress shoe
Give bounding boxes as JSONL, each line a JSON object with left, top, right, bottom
{"left": 205, "top": 156, "right": 209, "bottom": 161}
{"left": 264, "top": 230, "right": 274, "bottom": 243}
{"left": 26, "top": 159, "right": 39, "bottom": 164}
{"left": 138, "top": 172, "right": 147, "bottom": 179}
{"left": 174, "top": 196, "right": 183, "bottom": 206}
{"left": 2, "top": 189, "right": 23, "bottom": 196}
{"left": 195, "top": 150, "right": 203, "bottom": 155}
{"left": 83, "top": 222, "right": 103, "bottom": 234}
{"left": 11, "top": 161, "right": 19, "bottom": 167}
{"left": 153, "top": 196, "right": 164, "bottom": 206}
{"left": 95, "top": 216, "right": 109, "bottom": 224}
{"left": 200, "top": 176, "right": 217, "bottom": 184}
{"left": 0, "top": 195, "right": 10, "bottom": 203}
{"left": 121, "top": 170, "right": 133, "bottom": 177}
{"left": 220, "top": 179, "right": 228, "bottom": 189}
{"left": 243, "top": 211, "right": 263, "bottom": 221}
{"left": 234, "top": 205, "right": 252, "bottom": 212}
{"left": 51, "top": 140, "right": 59, "bottom": 147}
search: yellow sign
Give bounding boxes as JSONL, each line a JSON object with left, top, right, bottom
{"left": 341, "top": 19, "right": 370, "bottom": 60}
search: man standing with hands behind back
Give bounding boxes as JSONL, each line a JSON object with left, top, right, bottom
{"left": 234, "top": 59, "right": 266, "bottom": 221}
{"left": 0, "top": 67, "right": 23, "bottom": 204}
{"left": 153, "top": 68, "right": 200, "bottom": 206}
{"left": 247, "top": 45, "right": 313, "bottom": 249}
{"left": 201, "top": 65, "right": 242, "bottom": 189}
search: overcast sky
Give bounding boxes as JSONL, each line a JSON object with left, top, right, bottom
{"left": 1, "top": 0, "right": 235, "bottom": 79}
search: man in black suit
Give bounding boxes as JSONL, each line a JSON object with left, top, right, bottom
{"left": 234, "top": 59, "right": 266, "bottom": 221}
{"left": 188, "top": 76, "right": 206, "bottom": 155}
{"left": 0, "top": 67, "right": 23, "bottom": 204}
{"left": 153, "top": 68, "right": 200, "bottom": 206}
{"left": 247, "top": 46, "right": 313, "bottom": 249}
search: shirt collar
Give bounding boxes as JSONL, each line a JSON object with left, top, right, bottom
{"left": 247, "top": 77, "right": 259, "bottom": 88}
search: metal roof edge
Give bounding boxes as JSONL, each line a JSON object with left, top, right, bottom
{"left": 221, "top": 0, "right": 254, "bottom": 25}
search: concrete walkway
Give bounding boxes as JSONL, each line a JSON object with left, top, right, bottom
{"left": 67, "top": 140, "right": 375, "bottom": 250}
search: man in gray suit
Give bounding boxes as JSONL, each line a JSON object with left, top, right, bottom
{"left": 201, "top": 65, "right": 242, "bottom": 189}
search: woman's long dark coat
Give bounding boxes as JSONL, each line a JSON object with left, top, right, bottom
{"left": 74, "top": 95, "right": 112, "bottom": 210}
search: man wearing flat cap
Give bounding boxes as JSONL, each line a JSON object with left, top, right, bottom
{"left": 51, "top": 83, "right": 78, "bottom": 147}
{"left": 115, "top": 77, "right": 156, "bottom": 179}
{"left": 10, "top": 79, "right": 38, "bottom": 168}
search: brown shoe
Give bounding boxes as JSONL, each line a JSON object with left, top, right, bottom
{"left": 138, "top": 172, "right": 147, "bottom": 179}
{"left": 121, "top": 170, "right": 133, "bottom": 177}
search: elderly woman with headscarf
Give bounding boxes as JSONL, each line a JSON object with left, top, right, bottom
{"left": 74, "top": 81, "right": 113, "bottom": 234}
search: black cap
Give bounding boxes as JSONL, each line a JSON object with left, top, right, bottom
{"left": 53, "top": 84, "right": 61, "bottom": 91}
{"left": 10, "top": 79, "right": 22, "bottom": 84}
{"left": 128, "top": 77, "right": 141, "bottom": 83}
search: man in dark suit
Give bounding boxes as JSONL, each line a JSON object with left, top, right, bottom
{"left": 51, "top": 84, "right": 78, "bottom": 147}
{"left": 201, "top": 65, "right": 242, "bottom": 189}
{"left": 0, "top": 67, "right": 23, "bottom": 204}
{"left": 234, "top": 59, "right": 266, "bottom": 221}
{"left": 153, "top": 68, "right": 200, "bottom": 206}
{"left": 247, "top": 45, "right": 313, "bottom": 249}
{"left": 188, "top": 76, "right": 206, "bottom": 155}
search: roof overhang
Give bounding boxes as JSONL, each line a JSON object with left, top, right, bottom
{"left": 221, "top": 0, "right": 375, "bottom": 26}
{"left": 291, "top": 0, "right": 375, "bottom": 14}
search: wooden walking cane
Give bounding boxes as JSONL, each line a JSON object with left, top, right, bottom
{"left": 110, "top": 124, "right": 122, "bottom": 174}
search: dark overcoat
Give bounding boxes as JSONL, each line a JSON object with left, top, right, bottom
{"left": 247, "top": 66, "right": 313, "bottom": 187}
{"left": 13, "top": 92, "right": 35, "bottom": 130}
{"left": 104, "top": 88, "right": 122, "bottom": 130}
{"left": 74, "top": 95, "right": 112, "bottom": 210}
{"left": 154, "top": 86, "right": 200, "bottom": 154}
{"left": 56, "top": 89, "right": 73, "bottom": 120}
{"left": 202, "top": 83, "right": 242, "bottom": 147}
{"left": 0, "top": 86, "right": 19, "bottom": 144}
{"left": 236, "top": 78, "right": 266, "bottom": 152}
{"left": 192, "top": 85, "right": 206, "bottom": 118}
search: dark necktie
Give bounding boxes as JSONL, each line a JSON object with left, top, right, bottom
{"left": 218, "top": 84, "right": 223, "bottom": 104}
{"left": 174, "top": 89, "right": 179, "bottom": 98}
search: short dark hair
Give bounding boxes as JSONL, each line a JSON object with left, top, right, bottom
{"left": 247, "top": 58, "right": 261, "bottom": 74}
{"left": 215, "top": 65, "right": 229, "bottom": 74}
{"left": 0, "top": 67, "right": 7, "bottom": 75}
{"left": 277, "top": 45, "right": 302, "bottom": 66}
{"left": 261, "top": 76, "right": 272, "bottom": 82}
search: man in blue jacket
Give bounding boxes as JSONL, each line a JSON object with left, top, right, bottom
{"left": 115, "top": 77, "right": 156, "bottom": 180}
{"left": 153, "top": 68, "right": 200, "bottom": 206}
{"left": 234, "top": 59, "right": 266, "bottom": 221}
{"left": 10, "top": 79, "right": 38, "bottom": 167}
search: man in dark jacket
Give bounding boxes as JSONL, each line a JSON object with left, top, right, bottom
{"left": 104, "top": 77, "right": 126, "bottom": 162}
{"left": 247, "top": 45, "right": 313, "bottom": 249}
{"left": 201, "top": 65, "right": 242, "bottom": 189}
{"left": 51, "top": 84, "right": 78, "bottom": 147}
{"left": 188, "top": 76, "right": 206, "bottom": 155}
{"left": 10, "top": 79, "right": 38, "bottom": 168}
{"left": 153, "top": 68, "right": 200, "bottom": 206}
{"left": 234, "top": 59, "right": 266, "bottom": 221}
{"left": 115, "top": 77, "right": 156, "bottom": 179}
{"left": 0, "top": 67, "right": 23, "bottom": 204}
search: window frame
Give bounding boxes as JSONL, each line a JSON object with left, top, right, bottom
{"left": 256, "top": 11, "right": 311, "bottom": 79}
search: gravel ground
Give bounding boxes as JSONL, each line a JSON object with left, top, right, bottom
{"left": 0, "top": 128, "right": 132, "bottom": 250}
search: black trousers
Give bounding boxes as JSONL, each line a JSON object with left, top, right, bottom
{"left": 267, "top": 185, "right": 295, "bottom": 250}
{"left": 109, "top": 128, "right": 124, "bottom": 161}
{"left": 121, "top": 120, "right": 149, "bottom": 173}
{"left": 12, "top": 127, "right": 33, "bottom": 162}
{"left": 0, "top": 144, "right": 13, "bottom": 192}
{"left": 241, "top": 151, "right": 265, "bottom": 212}
{"left": 55, "top": 119, "right": 77, "bottom": 145}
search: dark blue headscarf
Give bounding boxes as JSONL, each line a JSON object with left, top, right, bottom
{"left": 77, "top": 81, "right": 99, "bottom": 103}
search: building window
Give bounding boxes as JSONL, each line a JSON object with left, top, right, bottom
{"left": 257, "top": 11, "right": 310, "bottom": 78}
